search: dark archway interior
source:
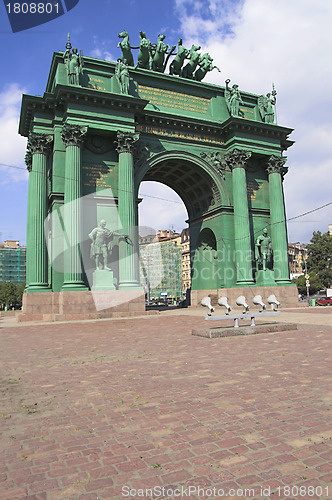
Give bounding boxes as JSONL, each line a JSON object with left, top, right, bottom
{"left": 142, "top": 158, "right": 219, "bottom": 220}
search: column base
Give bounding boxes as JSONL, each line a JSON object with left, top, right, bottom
{"left": 61, "top": 282, "right": 89, "bottom": 291}
{"left": 275, "top": 279, "right": 292, "bottom": 286}
{"left": 26, "top": 284, "right": 51, "bottom": 293}
{"left": 119, "top": 283, "right": 143, "bottom": 290}
{"left": 236, "top": 280, "right": 255, "bottom": 287}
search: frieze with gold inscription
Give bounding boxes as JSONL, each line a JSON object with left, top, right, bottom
{"left": 138, "top": 84, "right": 211, "bottom": 114}
{"left": 136, "top": 124, "right": 223, "bottom": 145}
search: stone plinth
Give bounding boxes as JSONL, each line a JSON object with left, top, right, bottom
{"left": 255, "top": 269, "right": 276, "bottom": 286}
{"left": 192, "top": 322, "right": 298, "bottom": 338}
{"left": 92, "top": 269, "right": 116, "bottom": 290}
{"left": 19, "top": 289, "right": 146, "bottom": 322}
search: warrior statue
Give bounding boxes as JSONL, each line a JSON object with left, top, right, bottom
{"left": 255, "top": 228, "right": 273, "bottom": 271}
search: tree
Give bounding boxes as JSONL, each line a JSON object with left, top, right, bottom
{"left": 0, "top": 282, "right": 24, "bottom": 309}
{"left": 306, "top": 231, "right": 332, "bottom": 288}
{"left": 292, "top": 274, "right": 322, "bottom": 295}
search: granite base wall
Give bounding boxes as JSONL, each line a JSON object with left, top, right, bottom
{"left": 19, "top": 289, "right": 146, "bottom": 322}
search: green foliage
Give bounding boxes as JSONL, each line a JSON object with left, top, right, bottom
{"left": 306, "top": 231, "right": 332, "bottom": 287}
{"left": 292, "top": 274, "right": 322, "bottom": 295}
{"left": 0, "top": 282, "right": 25, "bottom": 308}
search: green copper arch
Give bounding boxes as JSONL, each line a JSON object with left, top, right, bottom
{"left": 135, "top": 150, "right": 230, "bottom": 221}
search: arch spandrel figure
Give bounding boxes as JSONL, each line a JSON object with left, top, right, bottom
{"left": 255, "top": 228, "right": 273, "bottom": 271}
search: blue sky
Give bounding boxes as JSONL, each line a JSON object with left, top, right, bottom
{"left": 0, "top": 0, "right": 331, "bottom": 245}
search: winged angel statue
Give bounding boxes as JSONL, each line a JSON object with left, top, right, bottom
{"left": 258, "top": 86, "right": 277, "bottom": 124}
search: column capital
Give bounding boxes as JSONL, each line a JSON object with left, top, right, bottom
{"left": 61, "top": 123, "right": 88, "bottom": 147}
{"left": 116, "top": 131, "right": 139, "bottom": 154}
{"left": 266, "top": 155, "right": 287, "bottom": 175}
{"left": 27, "top": 132, "right": 53, "bottom": 156}
{"left": 25, "top": 150, "right": 32, "bottom": 172}
{"left": 224, "top": 148, "right": 252, "bottom": 170}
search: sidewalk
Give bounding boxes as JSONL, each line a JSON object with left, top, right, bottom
{"left": 0, "top": 308, "right": 331, "bottom": 499}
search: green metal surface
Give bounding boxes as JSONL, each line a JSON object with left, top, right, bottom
{"left": 20, "top": 35, "right": 294, "bottom": 296}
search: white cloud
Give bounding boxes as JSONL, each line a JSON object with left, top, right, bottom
{"left": 88, "top": 36, "right": 116, "bottom": 62}
{"left": 138, "top": 181, "right": 188, "bottom": 233}
{"left": 171, "top": 0, "right": 332, "bottom": 242}
{"left": 0, "top": 83, "right": 28, "bottom": 184}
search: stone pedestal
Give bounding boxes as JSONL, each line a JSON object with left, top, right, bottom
{"left": 92, "top": 269, "right": 116, "bottom": 290}
{"left": 255, "top": 269, "right": 276, "bottom": 286}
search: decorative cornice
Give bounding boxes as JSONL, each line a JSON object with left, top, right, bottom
{"left": 116, "top": 131, "right": 139, "bottom": 154}
{"left": 266, "top": 155, "right": 286, "bottom": 175}
{"left": 61, "top": 123, "right": 88, "bottom": 147}
{"left": 27, "top": 133, "right": 53, "bottom": 156}
{"left": 224, "top": 148, "right": 252, "bottom": 171}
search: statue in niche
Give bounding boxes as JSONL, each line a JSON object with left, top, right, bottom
{"left": 63, "top": 33, "right": 83, "bottom": 86}
{"left": 194, "top": 53, "right": 221, "bottom": 82}
{"left": 115, "top": 59, "right": 130, "bottom": 94}
{"left": 169, "top": 38, "right": 189, "bottom": 75}
{"left": 255, "top": 228, "right": 273, "bottom": 271}
{"left": 89, "top": 220, "right": 132, "bottom": 271}
{"left": 225, "top": 79, "right": 243, "bottom": 117}
{"left": 258, "top": 87, "right": 277, "bottom": 124}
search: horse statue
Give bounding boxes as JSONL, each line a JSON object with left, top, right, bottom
{"left": 181, "top": 44, "right": 201, "bottom": 79}
{"left": 136, "top": 31, "right": 151, "bottom": 70}
{"left": 117, "top": 29, "right": 134, "bottom": 67}
{"left": 151, "top": 34, "right": 176, "bottom": 72}
{"left": 194, "top": 53, "right": 221, "bottom": 82}
{"left": 169, "top": 38, "right": 189, "bottom": 76}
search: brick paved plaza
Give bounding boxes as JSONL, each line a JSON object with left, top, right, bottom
{"left": 1, "top": 309, "right": 331, "bottom": 499}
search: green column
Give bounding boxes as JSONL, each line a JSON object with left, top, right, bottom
{"left": 267, "top": 155, "right": 291, "bottom": 284}
{"left": 116, "top": 131, "right": 140, "bottom": 289}
{"left": 61, "top": 124, "right": 88, "bottom": 290}
{"left": 226, "top": 149, "right": 254, "bottom": 286}
{"left": 25, "top": 133, "right": 53, "bottom": 292}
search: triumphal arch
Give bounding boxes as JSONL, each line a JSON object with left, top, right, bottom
{"left": 19, "top": 32, "right": 298, "bottom": 320}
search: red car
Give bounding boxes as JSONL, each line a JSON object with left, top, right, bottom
{"left": 316, "top": 297, "right": 332, "bottom": 306}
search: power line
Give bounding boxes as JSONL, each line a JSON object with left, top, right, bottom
{"left": 0, "top": 161, "right": 331, "bottom": 234}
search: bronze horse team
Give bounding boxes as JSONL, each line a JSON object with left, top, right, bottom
{"left": 117, "top": 30, "right": 220, "bottom": 82}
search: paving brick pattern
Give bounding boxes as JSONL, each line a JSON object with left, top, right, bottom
{"left": 0, "top": 313, "right": 331, "bottom": 499}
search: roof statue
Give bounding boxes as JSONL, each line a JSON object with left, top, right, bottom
{"left": 105, "top": 30, "right": 220, "bottom": 82}
{"left": 169, "top": 38, "right": 189, "bottom": 75}
{"left": 63, "top": 33, "right": 83, "bottom": 86}
{"left": 151, "top": 34, "right": 176, "bottom": 72}
{"left": 181, "top": 44, "right": 202, "bottom": 79}
{"left": 258, "top": 85, "right": 277, "bottom": 124}
{"left": 117, "top": 29, "right": 135, "bottom": 67}
{"left": 194, "top": 53, "right": 221, "bottom": 82}
{"left": 136, "top": 31, "right": 151, "bottom": 69}
{"left": 60, "top": 32, "right": 280, "bottom": 124}
{"left": 225, "top": 78, "right": 243, "bottom": 117}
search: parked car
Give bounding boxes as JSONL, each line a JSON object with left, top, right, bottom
{"left": 315, "top": 296, "right": 332, "bottom": 306}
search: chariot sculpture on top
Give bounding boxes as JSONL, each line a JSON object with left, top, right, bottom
{"left": 116, "top": 29, "right": 220, "bottom": 82}
{"left": 63, "top": 32, "right": 278, "bottom": 124}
